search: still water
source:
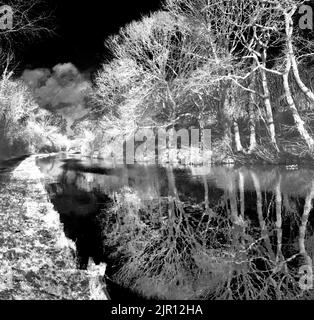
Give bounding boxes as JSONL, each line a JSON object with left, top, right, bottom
{"left": 37, "top": 154, "right": 314, "bottom": 300}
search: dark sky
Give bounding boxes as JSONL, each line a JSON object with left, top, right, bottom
{"left": 18, "top": 0, "right": 162, "bottom": 72}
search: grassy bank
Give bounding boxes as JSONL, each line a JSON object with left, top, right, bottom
{"left": 0, "top": 155, "right": 108, "bottom": 300}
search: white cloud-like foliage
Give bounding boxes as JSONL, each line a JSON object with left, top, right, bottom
{"left": 22, "top": 63, "right": 91, "bottom": 133}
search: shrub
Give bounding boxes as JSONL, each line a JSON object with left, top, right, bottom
{"left": 0, "top": 72, "right": 69, "bottom": 159}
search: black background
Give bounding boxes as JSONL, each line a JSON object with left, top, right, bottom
{"left": 18, "top": 0, "right": 162, "bottom": 71}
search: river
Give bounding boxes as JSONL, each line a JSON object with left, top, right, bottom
{"left": 36, "top": 153, "right": 314, "bottom": 300}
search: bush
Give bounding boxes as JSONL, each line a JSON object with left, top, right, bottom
{"left": 0, "top": 72, "right": 69, "bottom": 159}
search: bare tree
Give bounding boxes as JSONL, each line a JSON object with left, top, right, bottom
{"left": 241, "top": 0, "right": 314, "bottom": 150}
{"left": 248, "top": 79, "right": 258, "bottom": 153}
{"left": 93, "top": 0, "right": 314, "bottom": 157}
{"left": 0, "top": 0, "right": 54, "bottom": 71}
{"left": 280, "top": 1, "right": 314, "bottom": 149}
{"left": 103, "top": 12, "right": 185, "bottom": 129}
{"left": 166, "top": 0, "right": 250, "bottom": 149}
{"left": 166, "top": 0, "right": 281, "bottom": 151}
{"left": 0, "top": 0, "right": 52, "bottom": 41}
{"left": 0, "top": 0, "right": 53, "bottom": 66}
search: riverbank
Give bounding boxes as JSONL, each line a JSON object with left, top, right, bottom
{"left": 0, "top": 155, "right": 108, "bottom": 300}
{"left": 76, "top": 146, "right": 314, "bottom": 167}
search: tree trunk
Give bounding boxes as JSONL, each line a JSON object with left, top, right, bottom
{"left": 275, "top": 175, "right": 284, "bottom": 264}
{"left": 287, "top": 7, "right": 314, "bottom": 107}
{"left": 226, "top": 174, "right": 243, "bottom": 247}
{"left": 233, "top": 119, "right": 243, "bottom": 152}
{"left": 283, "top": 10, "right": 314, "bottom": 150}
{"left": 261, "top": 50, "right": 279, "bottom": 151}
{"left": 299, "top": 182, "right": 314, "bottom": 254}
{"left": 298, "top": 181, "right": 314, "bottom": 290}
{"left": 248, "top": 91, "right": 257, "bottom": 153}
{"left": 220, "top": 85, "right": 232, "bottom": 146}
{"left": 283, "top": 65, "right": 314, "bottom": 149}
{"left": 239, "top": 170, "right": 245, "bottom": 219}
{"left": 251, "top": 171, "right": 275, "bottom": 261}
{"left": 203, "top": 175, "right": 209, "bottom": 212}
{"left": 291, "top": 53, "right": 314, "bottom": 105}
{"left": 166, "top": 166, "right": 184, "bottom": 218}
{"left": 229, "top": 189, "right": 239, "bottom": 226}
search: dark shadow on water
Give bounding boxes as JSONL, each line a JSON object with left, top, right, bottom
{"left": 42, "top": 167, "right": 145, "bottom": 300}
{"left": 0, "top": 154, "right": 30, "bottom": 172}
{"left": 46, "top": 181, "right": 109, "bottom": 269}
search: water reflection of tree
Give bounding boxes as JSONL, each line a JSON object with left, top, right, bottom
{"left": 99, "top": 166, "right": 314, "bottom": 300}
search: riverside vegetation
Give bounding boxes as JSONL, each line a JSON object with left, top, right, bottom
{"left": 4, "top": 0, "right": 314, "bottom": 165}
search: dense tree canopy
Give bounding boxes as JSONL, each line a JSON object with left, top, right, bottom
{"left": 83, "top": 0, "right": 314, "bottom": 163}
